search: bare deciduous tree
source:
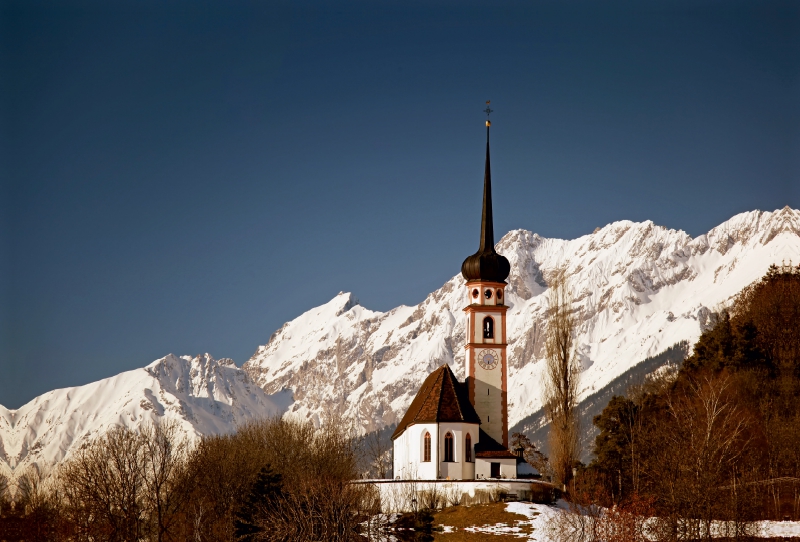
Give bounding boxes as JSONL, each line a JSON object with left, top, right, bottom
{"left": 15, "top": 464, "right": 60, "bottom": 541}
{"left": 356, "top": 428, "right": 393, "bottom": 479}
{"left": 140, "top": 420, "right": 189, "bottom": 542}
{"left": 0, "top": 472, "right": 9, "bottom": 516}
{"left": 544, "top": 265, "right": 581, "bottom": 488}
{"left": 644, "top": 374, "right": 755, "bottom": 541}
{"left": 55, "top": 421, "right": 190, "bottom": 542}
{"left": 60, "top": 425, "right": 147, "bottom": 542}
{"left": 183, "top": 416, "right": 373, "bottom": 541}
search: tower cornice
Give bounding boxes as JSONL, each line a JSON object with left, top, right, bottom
{"left": 462, "top": 305, "right": 509, "bottom": 313}
{"left": 464, "top": 342, "right": 508, "bottom": 349}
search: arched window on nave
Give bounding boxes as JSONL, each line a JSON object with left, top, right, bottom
{"left": 444, "top": 432, "right": 454, "bottom": 462}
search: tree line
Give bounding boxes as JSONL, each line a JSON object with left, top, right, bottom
{"left": 0, "top": 417, "right": 385, "bottom": 542}
{"left": 579, "top": 263, "right": 800, "bottom": 540}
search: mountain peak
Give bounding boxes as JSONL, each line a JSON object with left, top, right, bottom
{"left": 698, "top": 207, "right": 800, "bottom": 255}
{"left": 242, "top": 207, "right": 800, "bottom": 434}
{"left": 333, "top": 292, "right": 361, "bottom": 315}
{"left": 5, "top": 208, "right": 799, "bottom": 475}
{"left": 1, "top": 353, "right": 283, "bottom": 474}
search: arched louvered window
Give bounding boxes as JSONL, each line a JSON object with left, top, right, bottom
{"left": 483, "top": 317, "right": 494, "bottom": 339}
{"left": 444, "top": 432, "right": 454, "bottom": 462}
{"left": 465, "top": 433, "right": 472, "bottom": 462}
{"left": 423, "top": 432, "right": 431, "bottom": 462}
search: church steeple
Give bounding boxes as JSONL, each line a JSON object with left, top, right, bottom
{"left": 480, "top": 121, "right": 494, "bottom": 252}
{"left": 461, "top": 106, "right": 511, "bottom": 283}
{"left": 460, "top": 104, "right": 511, "bottom": 448}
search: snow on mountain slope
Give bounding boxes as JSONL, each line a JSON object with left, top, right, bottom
{"left": 2, "top": 208, "right": 797, "bottom": 474}
{"left": 243, "top": 207, "right": 800, "bottom": 434}
{"left": 0, "top": 354, "right": 287, "bottom": 475}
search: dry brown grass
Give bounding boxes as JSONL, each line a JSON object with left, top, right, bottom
{"left": 432, "top": 502, "right": 535, "bottom": 540}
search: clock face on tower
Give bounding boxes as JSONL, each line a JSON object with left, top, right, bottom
{"left": 478, "top": 349, "right": 498, "bottom": 370}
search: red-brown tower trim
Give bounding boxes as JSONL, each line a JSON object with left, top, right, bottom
{"left": 460, "top": 113, "right": 511, "bottom": 449}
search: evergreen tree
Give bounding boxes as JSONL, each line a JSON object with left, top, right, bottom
{"left": 234, "top": 465, "right": 283, "bottom": 541}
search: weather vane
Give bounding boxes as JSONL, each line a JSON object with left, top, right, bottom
{"left": 484, "top": 100, "right": 493, "bottom": 118}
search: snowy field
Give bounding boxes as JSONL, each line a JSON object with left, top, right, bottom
{"left": 435, "top": 501, "right": 800, "bottom": 540}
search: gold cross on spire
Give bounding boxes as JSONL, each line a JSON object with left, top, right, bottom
{"left": 484, "top": 100, "right": 493, "bottom": 118}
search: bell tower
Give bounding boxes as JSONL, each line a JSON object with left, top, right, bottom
{"left": 461, "top": 105, "right": 511, "bottom": 448}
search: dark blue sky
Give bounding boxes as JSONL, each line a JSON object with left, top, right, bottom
{"left": 1, "top": 0, "right": 798, "bottom": 408}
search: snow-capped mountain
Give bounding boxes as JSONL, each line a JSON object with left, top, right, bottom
{"left": 0, "top": 354, "right": 289, "bottom": 475}
{"left": 2, "top": 207, "right": 798, "bottom": 474}
{"left": 243, "top": 207, "right": 800, "bottom": 434}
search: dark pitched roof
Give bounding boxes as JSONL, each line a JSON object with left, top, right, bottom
{"left": 474, "top": 428, "right": 517, "bottom": 459}
{"left": 391, "top": 364, "right": 481, "bottom": 440}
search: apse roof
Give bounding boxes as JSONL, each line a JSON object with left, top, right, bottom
{"left": 391, "top": 364, "right": 481, "bottom": 440}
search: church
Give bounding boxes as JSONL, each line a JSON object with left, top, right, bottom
{"left": 392, "top": 114, "right": 520, "bottom": 481}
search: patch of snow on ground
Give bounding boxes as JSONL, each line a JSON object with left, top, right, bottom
{"left": 504, "top": 502, "right": 800, "bottom": 541}
{"left": 505, "top": 502, "right": 564, "bottom": 541}
{"left": 463, "top": 522, "right": 526, "bottom": 536}
{"left": 758, "top": 520, "right": 800, "bottom": 538}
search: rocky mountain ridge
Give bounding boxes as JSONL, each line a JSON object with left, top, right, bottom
{"left": 0, "top": 354, "right": 288, "bottom": 475}
{"left": 2, "top": 207, "right": 797, "bottom": 474}
{"left": 243, "top": 206, "right": 800, "bottom": 434}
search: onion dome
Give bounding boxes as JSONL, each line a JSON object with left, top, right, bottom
{"left": 461, "top": 118, "right": 511, "bottom": 283}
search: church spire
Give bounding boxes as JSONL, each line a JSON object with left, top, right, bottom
{"left": 480, "top": 113, "right": 494, "bottom": 252}
{"left": 461, "top": 103, "right": 511, "bottom": 284}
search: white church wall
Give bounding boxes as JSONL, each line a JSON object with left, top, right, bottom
{"left": 500, "top": 460, "right": 516, "bottom": 479}
{"left": 437, "top": 422, "right": 479, "bottom": 480}
{"left": 392, "top": 423, "right": 438, "bottom": 480}
{"left": 392, "top": 430, "right": 409, "bottom": 479}
{"left": 394, "top": 422, "right": 481, "bottom": 480}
